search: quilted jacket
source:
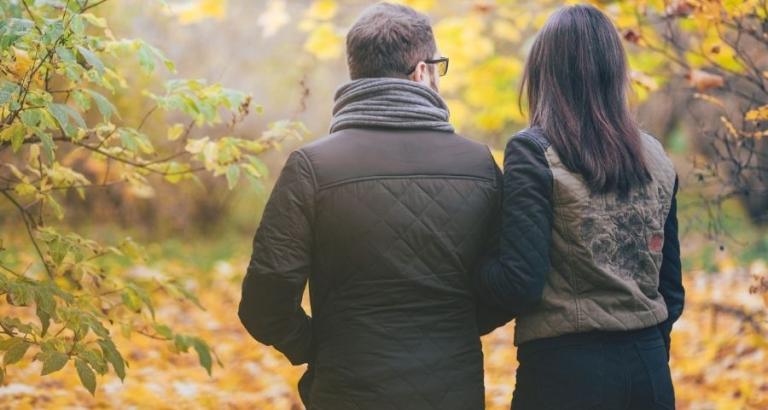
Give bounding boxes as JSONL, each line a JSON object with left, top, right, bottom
{"left": 238, "top": 127, "right": 504, "bottom": 410}
{"left": 477, "top": 127, "right": 685, "bottom": 348}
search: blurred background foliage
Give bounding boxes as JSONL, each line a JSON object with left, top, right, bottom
{"left": 0, "top": 0, "right": 766, "bottom": 408}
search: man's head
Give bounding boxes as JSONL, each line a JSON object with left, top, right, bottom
{"left": 346, "top": 2, "right": 441, "bottom": 91}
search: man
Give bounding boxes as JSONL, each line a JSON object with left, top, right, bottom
{"left": 238, "top": 3, "right": 505, "bottom": 409}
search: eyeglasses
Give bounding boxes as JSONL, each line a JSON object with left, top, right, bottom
{"left": 407, "top": 57, "right": 450, "bottom": 77}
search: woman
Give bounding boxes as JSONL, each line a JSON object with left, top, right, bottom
{"left": 476, "top": 4, "right": 685, "bottom": 410}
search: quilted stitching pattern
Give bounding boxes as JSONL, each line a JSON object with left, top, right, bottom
{"left": 515, "top": 131, "right": 679, "bottom": 344}
{"left": 309, "top": 176, "right": 495, "bottom": 410}
{"left": 240, "top": 127, "right": 501, "bottom": 410}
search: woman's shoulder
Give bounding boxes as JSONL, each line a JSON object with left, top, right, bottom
{"left": 639, "top": 131, "right": 673, "bottom": 162}
{"left": 506, "top": 127, "right": 551, "bottom": 153}
{"left": 639, "top": 131, "right": 677, "bottom": 187}
{"left": 639, "top": 131, "right": 665, "bottom": 151}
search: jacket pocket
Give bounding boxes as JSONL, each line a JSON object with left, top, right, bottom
{"left": 514, "top": 344, "right": 605, "bottom": 410}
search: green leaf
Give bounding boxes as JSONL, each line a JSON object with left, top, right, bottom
{"left": 4, "top": 339, "right": 30, "bottom": 365}
{"left": 121, "top": 288, "right": 142, "bottom": 312}
{"left": 0, "top": 82, "right": 19, "bottom": 105}
{"left": 47, "top": 103, "right": 86, "bottom": 130}
{"left": 136, "top": 43, "right": 155, "bottom": 72}
{"left": 40, "top": 351, "right": 69, "bottom": 376}
{"left": 136, "top": 41, "right": 174, "bottom": 73}
{"left": 47, "top": 103, "right": 69, "bottom": 130}
{"left": 118, "top": 237, "right": 146, "bottom": 261}
{"left": 0, "top": 337, "right": 19, "bottom": 351}
{"left": 61, "top": 104, "right": 86, "bottom": 129}
{"left": 191, "top": 338, "right": 212, "bottom": 376}
{"left": 167, "top": 281, "right": 204, "bottom": 310}
{"left": 6, "top": 18, "right": 34, "bottom": 36}
{"left": 19, "top": 109, "right": 41, "bottom": 128}
{"left": 153, "top": 323, "right": 173, "bottom": 339}
{"left": 118, "top": 128, "right": 153, "bottom": 154}
{"left": 83, "top": 89, "right": 118, "bottom": 121}
{"left": 7, "top": 282, "right": 33, "bottom": 306}
{"left": 46, "top": 194, "right": 65, "bottom": 220}
{"left": 127, "top": 284, "right": 154, "bottom": 319}
{"left": 80, "top": 348, "right": 108, "bottom": 375}
{"left": 173, "top": 334, "right": 190, "bottom": 352}
{"left": 37, "top": 307, "right": 51, "bottom": 337}
{"left": 71, "top": 90, "right": 92, "bottom": 111}
{"left": 76, "top": 46, "right": 104, "bottom": 74}
{"left": 226, "top": 164, "right": 240, "bottom": 189}
{"left": 55, "top": 46, "right": 76, "bottom": 64}
{"left": 97, "top": 339, "right": 125, "bottom": 381}
{"left": 75, "top": 358, "right": 97, "bottom": 395}
{"left": 81, "top": 13, "right": 107, "bottom": 28}
{"left": 37, "top": 131, "right": 55, "bottom": 162}
{"left": 35, "top": 285, "right": 56, "bottom": 335}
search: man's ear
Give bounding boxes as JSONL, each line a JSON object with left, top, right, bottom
{"left": 409, "top": 61, "right": 427, "bottom": 82}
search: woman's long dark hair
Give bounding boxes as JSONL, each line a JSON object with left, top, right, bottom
{"left": 521, "top": 4, "right": 651, "bottom": 196}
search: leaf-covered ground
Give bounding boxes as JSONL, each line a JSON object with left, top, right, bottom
{"left": 0, "top": 259, "right": 765, "bottom": 410}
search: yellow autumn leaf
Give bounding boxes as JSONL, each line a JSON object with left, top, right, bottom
{"left": 745, "top": 105, "right": 768, "bottom": 122}
{"left": 393, "top": 0, "right": 436, "bottom": 12}
{"left": 167, "top": 123, "right": 186, "bottom": 141}
{"left": 476, "top": 111, "right": 507, "bottom": 132}
{"left": 304, "top": 23, "right": 343, "bottom": 60}
{"left": 8, "top": 47, "right": 36, "bottom": 82}
{"left": 492, "top": 20, "right": 521, "bottom": 43}
{"left": 176, "top": 0, "right": 226, "bottom": 24}
{"left": 307, "top": 0, "right": 338, "bottom": 21}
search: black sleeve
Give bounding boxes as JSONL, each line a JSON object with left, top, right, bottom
{"left": 238, "top": 150, "right": 315, "bottom": 365}
{"left": 475, "top": 132, "right": 554, "bottom": 315}
{"left": 475, "top": 158, "right": 514, "bottom": 335}
{"left": 657, "top": 177, "right": 684, "bottom": 359}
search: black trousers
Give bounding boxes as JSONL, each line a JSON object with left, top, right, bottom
{"left": 512, "top": 326, "right": 675, "bottom": 410}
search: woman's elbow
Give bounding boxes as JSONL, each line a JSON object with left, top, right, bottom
{"left": 519, "top": 281, "right": 545, "bottom": 308}
{"left": 493, "top": 277, "right": 545, "bottom": 313}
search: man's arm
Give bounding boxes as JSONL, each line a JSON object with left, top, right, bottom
{"left": 475, "top": 156, "right": 513, "bottom": 335}
{"left": 657, "top": 177, "right": 685, "bottom": 359}
{"left": 475, "top": 132, "right": 553, "bottom": 316}
{"left": 238, "top": 150, "right": 315, "bottom": 365}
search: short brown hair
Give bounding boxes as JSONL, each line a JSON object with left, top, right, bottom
{"left": 346, "top": 3, "right": 436, "bottom": 79}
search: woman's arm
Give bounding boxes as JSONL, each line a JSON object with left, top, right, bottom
{"left": 475, "top": 130, "right": 554, "bottom": 316}
{"left": 657, "top": 177, "right": 685, "bottom": 359}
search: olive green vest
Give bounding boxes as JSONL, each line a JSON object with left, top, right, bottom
{"left": 515, "top": 133, "right": 677, "bottom": 345}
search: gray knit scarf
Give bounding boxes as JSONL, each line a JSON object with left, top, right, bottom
{"left": 330, "top": 78, "right": 454, "bottom": 134}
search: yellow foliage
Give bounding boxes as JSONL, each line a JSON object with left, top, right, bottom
{"left": 175, "top": 0, "right": 227, "bottom": 24}
{"left": 392, "top": 0, "right": 437, "bottom": 12}
{"left": 745, "top": 106, "right": 768, "bottom": 122}
{"left": 434, "top": 16, "right": 495, "bottom": 74}
{"left": 307, "top": 0, "right": 338, "bottom": 20}
{"left": 304, "top": 23, "right": 344, "bottom": 60}
{"left": 0, "top": 263, "right": 764, "bottom": 409}
{"left": 491, "top": 149, "right": 504, "bottom": 167}
{"left": 445, "top": 98, "right": 470, "bottom": 133}
{"left": 4, "top": 47, "right": 42, "bottom": 84}
{"left": 167, "top": 123, "right": 186, "bottom": 141}
{"left": 492, "top": 20, "right": 521, "bottom": 43}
